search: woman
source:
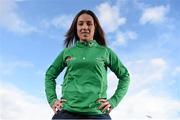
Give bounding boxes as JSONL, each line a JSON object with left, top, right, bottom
{"left": 45, "top": 9, "right": 130, "bottom": 119}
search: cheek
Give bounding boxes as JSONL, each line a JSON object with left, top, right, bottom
{"left": 90, "top": 28, "right": 95, "bottom": 35}
{"left": 77, "top": 28, "right": 81, "bottom": 36}
{"left": 91, "top": 26, "right": 95, "bottom": 32}
{"left": 77, "top": 27, "right": 80, "bottom": 32}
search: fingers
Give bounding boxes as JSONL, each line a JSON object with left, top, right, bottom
{"left": 52, "top": 99, "right": 67, "bottom": 113}
{"left": 97, "top": 99, "right": 112, "bottom": 113}
{"left": 97, "top": 99, "right": 107, "bottom": 103}
{"left": 52, "top": 107, "right": 56, "bottom": 113}
{"left": 102, "top": 104, "right": 111, "bottom": 113}
{"left": 60, "top": 99, "right": 67, "bottom": 102}
{"left": 52, "top": 104, "right": 62, "bottom": 113}
{"left": 98, "top": 101, "right": 109, "bottom": 110}
{"left": 108, "top": 108, "right": 112, "bottom": 114}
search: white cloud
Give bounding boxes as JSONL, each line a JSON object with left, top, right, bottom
{"left": 107, "top": 58, "right": 180, "bottom": 120}
{"left": 96, "top": 2, "right": 126, "bottom": 33}
{"left": 116, "top": 32, "right": 126, "bottom": 45}
{"left": 172, "top": 67, "right": 180, "bottom": 76}
{"left": 111, "top": 31, "right": 137, "bottom": 47}
{"left": 0, "top": 0, "right": 37, "bottom": 33}
{"left": 133, "top": 0, "right": 149, "bottom": 10}
{"left": 0, "top": 82, "right": 53, "bottom": 120}
{"left": 128, "top": 58, "right": 167, "bottom": 90}
{"left": 0, "top": 60, "right": 34, "bottom": 76}
{"left": 40, "top": 15, "right": 73, "bottom": 32}
{"left": 140, "top": 5, "right": 169, "bottom": 25}
{"left": 107, "top": 57, "right": 166, "bottom": 96}
{"left": 51, "top": 15, "right": 73, "bottom": 30}
{"left": 109, "top": 89, "right": 180, "bottom": 120}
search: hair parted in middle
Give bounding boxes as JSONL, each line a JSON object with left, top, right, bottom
{"left": 64, "top": 9, "right": 107, "bottom": 47}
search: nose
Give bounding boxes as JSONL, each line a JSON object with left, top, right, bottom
{"left": 82, "top": 23, "right": 88, "bottom": 29}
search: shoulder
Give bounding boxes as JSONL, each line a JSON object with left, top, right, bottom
{"left": 96, "top": 44, "right": 109, "bottom": 51}
{"left": 97, "top": 45, "right": 115, "bottom": 54}
{"left": 62, "top": 46, "right": 75, "bottom": 53}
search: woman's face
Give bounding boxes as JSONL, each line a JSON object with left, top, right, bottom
{"left": 77, "top": 13, "right": 95, "bottom": 42}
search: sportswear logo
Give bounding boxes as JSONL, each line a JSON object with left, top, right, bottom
{"left": 65, "top": 56, "right": 73, "bottom": 62}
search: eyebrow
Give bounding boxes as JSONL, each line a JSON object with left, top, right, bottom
{"left": 78, "top": 20, "right": 93, "bottom": 23}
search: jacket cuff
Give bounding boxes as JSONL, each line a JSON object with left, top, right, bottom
{"left": 107, "top": 99, "right": 115, "bottom": 109}
{"left": 50, "top": 98, "right": 58, "bottom": 108}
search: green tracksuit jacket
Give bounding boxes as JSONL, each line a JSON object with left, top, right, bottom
{"left": 45, "top": 40, "right": 130, "bottom": 115}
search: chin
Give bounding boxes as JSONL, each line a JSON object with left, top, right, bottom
{"left": 81, "top": 38, "right": 90, "bottom": 41}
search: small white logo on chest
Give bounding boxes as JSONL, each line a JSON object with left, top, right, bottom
{"left": 65, "top": 56, "right": 73, "bottom": 62}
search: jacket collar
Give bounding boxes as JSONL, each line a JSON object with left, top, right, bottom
{"left": 76, "top": 40, "right": 98, "bottom": 47}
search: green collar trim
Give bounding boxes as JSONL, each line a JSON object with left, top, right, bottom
{"left": 76, "top": 40, "right": 98, "bottom": 47}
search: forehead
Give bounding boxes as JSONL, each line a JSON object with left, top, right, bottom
{"left": 77, "top": 14, "right": 94, "bottom": 22}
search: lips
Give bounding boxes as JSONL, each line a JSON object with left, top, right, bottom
{"left": 81, "top": 32, "right": 89, "bottom": 34}
{"left": 80, "top": 32, "right": 89, "bottom": 37}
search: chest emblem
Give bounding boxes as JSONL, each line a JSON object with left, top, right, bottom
{"left": 65, "top": 56, "right": 73, "bottom": 62}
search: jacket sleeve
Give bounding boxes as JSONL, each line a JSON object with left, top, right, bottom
{"left": 45, "top": 49, "right": 66, "bottom": 107}
{"left": 106, "top": 48, "right": 130, "bottom": 109}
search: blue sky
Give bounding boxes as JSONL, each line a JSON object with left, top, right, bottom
{"left": 0, "top": 0, "right": 180, "bottom": 119}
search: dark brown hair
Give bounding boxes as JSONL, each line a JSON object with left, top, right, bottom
{"left": 64, "top": 9, "right": 107, "bottom": 47}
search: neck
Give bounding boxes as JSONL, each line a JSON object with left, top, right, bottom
{"left": 80, "top": 39, "right": 93, "bottom": 43}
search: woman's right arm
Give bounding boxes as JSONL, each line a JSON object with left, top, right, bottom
{"left": 45, "top": 49, "right": 67, "bottom": 108}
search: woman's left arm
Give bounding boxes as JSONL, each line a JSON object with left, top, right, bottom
{"left": 106, "top": 48, "right": 130, "bottom": 109}
{"left": 45, "top": 49, "right": 66, "bottom": 108}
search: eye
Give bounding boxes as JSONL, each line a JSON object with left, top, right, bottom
{"left": 87, "top": 22, "right": 93, "bottom": 26}
{"left": 77, "top": 21, "right": 84, "bottom": 26}
{"left": 78, "top": 23, "right": 83, "bottom": 26}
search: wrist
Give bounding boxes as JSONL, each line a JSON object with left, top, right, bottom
{"left": 50, "top": 98, "right": 58, "bottom": 107}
